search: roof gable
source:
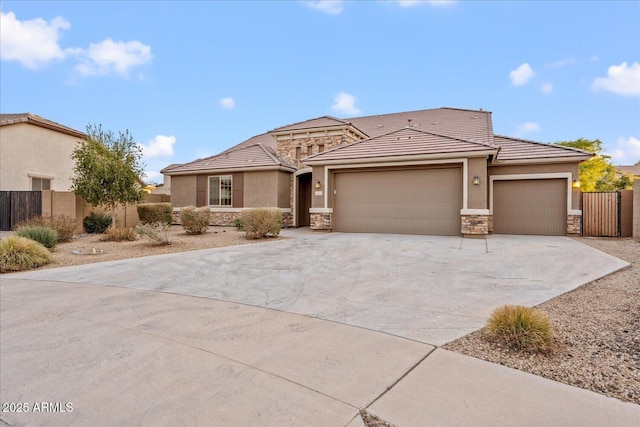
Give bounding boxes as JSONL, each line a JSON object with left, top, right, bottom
{"left": 0, "top": 113, "right": 85, "bottom": 138}
{"left": 270, "top": 116, "right": 352, "bottom": 133}
{"left": 163, "top": 143, "right": 295, "bottom": 174}
{"left": 304, "top": 127, "right": 499, "bottom": 163}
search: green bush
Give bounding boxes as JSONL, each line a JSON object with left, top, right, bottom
{"left": 136, "top": 203, "right": 173, "bottom": 225}
{"left": 0, "top": 235, "right": 52, "bottom": 272}
{"left": 180, "top": 206, "right": 210, "bottom": 235}
{"left": 83, "top": 211, "right": 112, "bottom": 233}
{"left": 136, "top": 222, "right": 171, "bottom": 245}
{"left": 241, "top": 208, "right": 282, "bottom": 239}
{"left": 486, "top": 305, "right": 554, "bottom": 353}
{"left": 15, "top": 225, "right": 59, "bottom": 249}
{"left": 101, "top": 226, "right": 137, "bottom": 242}
{"left": 18, "top": 215, "right": 77, "bottom": 243}
{"left": 234, "top": 217, "right": 243, "bottom": 230}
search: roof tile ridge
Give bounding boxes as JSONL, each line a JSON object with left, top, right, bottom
{"left": 345, "top": 107, "right": 442, "bottom": 121}
{"left": 270, "top": 115, "right": 350, "bottom": 132}
{"left": 256, "top": 143, "right": 282, "bottom": 165}
{"left": 404, "top": 127, "right": 500, "bottom": 149}
{"left": 440, "top": 106, "right": 494, "bottom": 114}
{"left": 494, "top": 134, "right": 594, "bottom": 155}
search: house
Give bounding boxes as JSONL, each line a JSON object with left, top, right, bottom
{"left": 615, "top": 164, "right": 640, "bottom": 180}
{"left": 163, "top": 107, "right": 592, "bottom": 236}
{"left": 0, "top": 113, "right": 85, "bottom": 191}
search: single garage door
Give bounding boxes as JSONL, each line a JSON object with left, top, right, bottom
{"left": 493, "top": 179, "right": 566, "bottom": 236}
{"left": 334, "top": 167, "right": 461, "bottom": 235}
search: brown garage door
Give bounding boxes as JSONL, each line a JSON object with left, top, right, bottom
{"left": 493, "top": 179, "right": 566, "bottom": 236}
{"left": 333, "top": 167, "right": 462, "bottom": 235}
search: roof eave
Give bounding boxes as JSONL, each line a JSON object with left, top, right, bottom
{"left": 0, "top": 115, "right": 85, "bottom": 138}
{"left": 492, "top": 155, "right": 593, "bottom": 165}
{"left": 304, "top": 149, "right": 499, "bottom": 166}
{"left": 166, "top": 165, "right": 296, "bottom": 176}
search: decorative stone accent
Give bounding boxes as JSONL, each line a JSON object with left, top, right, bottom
{"left": 282, "top": 212, "right": 293, "bottom": 228}
{"left": 276, "top": 131, "right": 363, "bottom": 169}
{"left": 487, "top": 215, "right": 494, "bottom": 233}
{"left": 173, "top": 208, "right": 291, "bottom": 228}
{"left": 310, "top": 212, "right": 332, "bottom": 231}
{"left": 461, "top": 214, "right": 489, "bottom": 236}
{"left": 567, "top": 214, "right": 581, "bottom": 235}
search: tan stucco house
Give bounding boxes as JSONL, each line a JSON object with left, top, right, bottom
{"left": 0, "top": 113, "right": 85, "bottom": 191}
{"left": 163, "top": 107, "right": 592, "bottom": 236}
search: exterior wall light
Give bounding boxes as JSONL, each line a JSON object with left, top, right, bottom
{"left": 473, "top": 176, "right": 480, "bottom": 185}
{"left": 315, "top": 180, "right": 321, "bottom": 189}
{"left": 572, "top": 179, "right": 580, "bottom": 189}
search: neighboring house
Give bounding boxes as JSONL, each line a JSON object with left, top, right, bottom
{"left": 615, "top": 164, "right": 640, "bottom": 180}
{"left": 163, "top": 107, "right": 592, "bottom": 236}
{"left": 0, "top": 113, "right": 85, "bottom": 191}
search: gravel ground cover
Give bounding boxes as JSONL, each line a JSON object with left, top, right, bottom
{"left": 5, "top": 225, "right": 268, "bottom": 271}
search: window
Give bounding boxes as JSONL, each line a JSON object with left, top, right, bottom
{"left": 318, "top": 144, "right": 325, "bottom": 153}
{"left": 307, "top": 145, "right": 313, "bottom": 156}
{"left": 31, "top": 177, "right": 51, "bottom": 191}
{"left": 208, "top": 175, "right": 232, "bottom": 206}
{"left": 295, "top": 147, "right": 301, "bottom": 160}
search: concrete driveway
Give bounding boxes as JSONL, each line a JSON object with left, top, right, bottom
{"left": 2, "top": 231, "right": 635, "bottom": 426}
{"left": 5, "top": 230, "right": 629, "bottom": 345}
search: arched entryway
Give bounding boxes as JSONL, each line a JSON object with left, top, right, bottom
{"left": 296, "top": 172, "right": 312, "bottom": 227}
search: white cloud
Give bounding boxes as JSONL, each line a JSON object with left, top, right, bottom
{"left": 305, "top": 1, "right": 343, "bottom": 15}
{"left": 395, "top": 0, "right": 456, "bottom": 6}
{"left": 220, "top": 97, "right": 236, "bottom": 109}
{"left": 609, "top": 136, "right": 640, "bottom": 165}
{"left": 545, "top": 56, "right": 576, "bottom": 68}
{"left": 332, "top": 92, "right": 361, "bottom": 115}
{"left": 514, "top": 122, "right": 541, "bottom": 137}
{"left": 74, "top": 39, "right": 153, "bottom": 77}
{"left": 540, "top": 83, "right": 553, "bottom": 94}
{"left": 139, "top": 135, "right": 176, "bottom": 158}
{"left": 509, "top": 63, "right": 535, "bottom": 86}
{"left": 592, "top": 62, "right": 640, "bottom": 97}
{"left": 0, "top": 10, "right": 71, "bottom": 69}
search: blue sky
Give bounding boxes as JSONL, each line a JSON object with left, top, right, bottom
{"left": 2, "top": 0, "right": 639, "bottom": 182}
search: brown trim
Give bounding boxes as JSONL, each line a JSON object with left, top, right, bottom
{"left": 232, "top": 172, "right": 243, "bottom": 208}
{"left": 196, "top": 175, "right": 206, "bottom": 207}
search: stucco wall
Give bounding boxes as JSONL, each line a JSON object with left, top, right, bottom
{"left": 0, "top": 123, "right": 81, "bottom": 191}
{"left": 277, "top": 171, "right": 292, "bottom": 209}
{"left": 244, "top": 170, "right": 278, "bottom": 207}
{"left": 467, "top": 157, "right": 488, "bottom": 209}
{"left": 171, "top": 175, "right": 197, "bottom": 207}
{"left": 488, "top": 162, "right": 580, "bottom": 210}
{"left": 634, "top": 180, "right": 639, "bottom": 241}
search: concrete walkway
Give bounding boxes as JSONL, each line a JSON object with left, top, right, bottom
{"left": 1, "top": 231, "right": 638, "bottom": 426}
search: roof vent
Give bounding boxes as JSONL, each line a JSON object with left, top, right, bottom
{"left": 377, "top": 124, "right": 383, "bottom": 129}
{"left": 408, "top": 119, "right": 412, "bottom": 127}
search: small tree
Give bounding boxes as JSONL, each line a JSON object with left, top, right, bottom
{"left": 555, "top": 138, "right": 629, "bottom": 191}
{"left": 71, "top": 124, "right": 146, "bottom": 227}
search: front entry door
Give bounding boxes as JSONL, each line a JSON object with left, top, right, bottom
{"left": 297, "top": 174, "right": 311, "bottom": 227}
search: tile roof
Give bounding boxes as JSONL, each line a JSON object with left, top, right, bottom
{"left": 0, "top": 112, "right": 85, "bottom": 138}
{"left": 616, "top": 165, "right": 640, "bottom": 176}
{"left": 271, "top": 116, "right": 352, "bottom": 133}
{"left": 163, "top": 143, "right": 296, "bottom": 174}
{"left": 493, "top": 135, "right": 593, "bottom": 162}
{"left": 304, "top": 127, "right": 499, "bottom": 163}
{"left": 348, "top": 107, "right": 494, "bottom": 144}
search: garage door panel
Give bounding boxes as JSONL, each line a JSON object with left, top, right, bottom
{"left": 493, "top": 179, "right": 566, "bottom": 236}
{"left": 334, "top": 168, "right": 461, "bottom": 235}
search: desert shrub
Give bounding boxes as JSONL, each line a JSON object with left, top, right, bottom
{"left": 241, "top": 208, "right": 282, "bottom": 239}
{"left": 17, "top": 215, "right": 77, "bottom": 243}
{"left": 83, "top": 211, "right": 112, "bottom": 233}
{"left": 486, "top": 305, "right": 554, "bottom": 353}
{"left": 101, "top": 226, "right": 137, "bottom": 242}
{"left": 15, "top": 225, "right": 59, "bottom": 249}
{"left": 0, "top": 235, "right": 52, "bottom": 272}
{"left": 180, "top": 206, "right": 210, "bottom": 235}
{"left": 234, "top": 217, "right": 243, "bottom": 230}
{"left": 136, "top": 222, "right": 171, "bottom": 245}
{"left": 136, "top": 203, "right": 173, "bottom": 225}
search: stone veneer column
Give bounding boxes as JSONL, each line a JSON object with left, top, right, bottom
{"left": 461, "top": 214, "right": 489, "bottom": 236}
{"left": 310, "top": 212, "right": 332, "bottom": 231}
{"left": 567, "top": 214, "right": 581, "bottom": 235}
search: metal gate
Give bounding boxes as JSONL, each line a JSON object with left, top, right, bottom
{"left": 582, "top": 192, "right": 620, "bottom": 237}
{"left": 0, "top": 191, "right": 43, "bottom": 231}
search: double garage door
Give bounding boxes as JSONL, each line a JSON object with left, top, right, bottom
{"left": 492, "top": 179, "right": 567, "bottom": 236}
{"left": 333, "top": 167, "right": 462, "bottom": 235}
